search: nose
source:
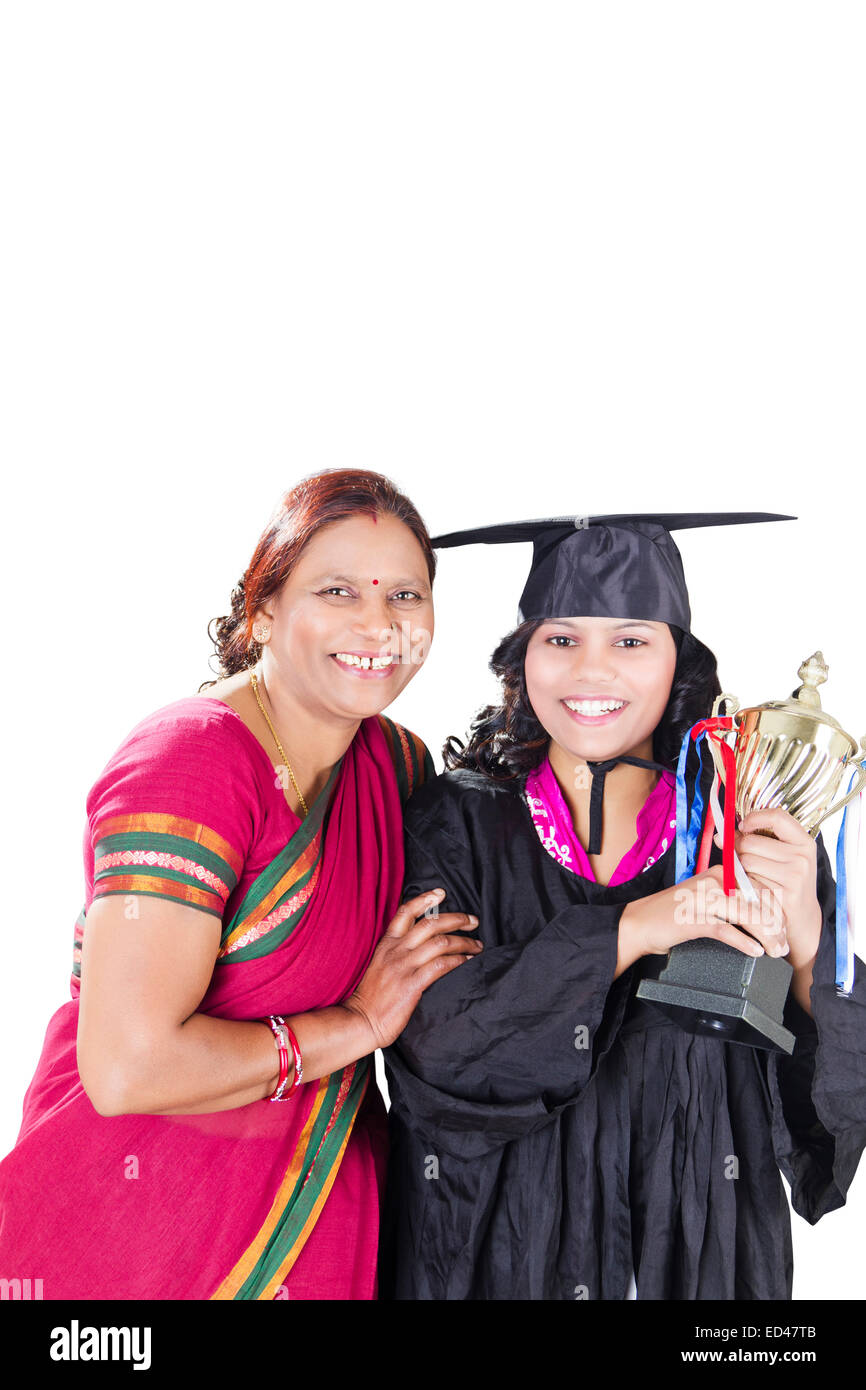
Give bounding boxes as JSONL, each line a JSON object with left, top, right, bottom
{"left": 569, "top": 638, "right": 618, "bottom": 685}
{"left": 349, "top": 592, "right": 395, "bottom": 645}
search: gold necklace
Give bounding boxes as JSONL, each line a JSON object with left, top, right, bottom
{"left": 248, "top": 668, "right": 309, "bottom": 818}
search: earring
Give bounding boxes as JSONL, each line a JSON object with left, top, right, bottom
{"left": 252, "top": 623, "right": 271, "bottom": 643}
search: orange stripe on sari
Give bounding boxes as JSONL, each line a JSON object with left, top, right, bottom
{"left": 92, "top": 811, "right": 244, "bottom": 875}
{"left": 210, "top": 1076, "right": 331, "bottom": 1300}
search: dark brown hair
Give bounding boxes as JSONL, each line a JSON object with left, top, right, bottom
{"left": 443, "top": 621, "right": 721, "bottom": 779}
{"left": 199, "top": 469, "right": 436, "bottom": 689}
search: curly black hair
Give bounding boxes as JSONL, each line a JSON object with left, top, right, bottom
{"left": 443, "top": 620, "right": 721, "bottom": 779}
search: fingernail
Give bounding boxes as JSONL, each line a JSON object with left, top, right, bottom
{"left": 431, "top": 888, "right": 445, "bottom": 898}
{"left": 468, "top": 915, "right": 479, "bottom": 925}
{"left": 751, "top": 944, "right": 764, "bottom": 955}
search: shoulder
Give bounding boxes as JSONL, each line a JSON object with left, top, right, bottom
{"left": 364, "top": 713, "right": 435, "bottom": 805}
{"left": 85, "top": 697, "right": 266, "bottom": 821}
{"left": 403, "top": 765, "right": 527, "bottom": 838}
{"left": 112, "top": 696, "right": 257, "bottom": 757}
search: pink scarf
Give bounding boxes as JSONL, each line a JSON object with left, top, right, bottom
{"left": 524, "top": 755, "right": 677, "bottom": 884}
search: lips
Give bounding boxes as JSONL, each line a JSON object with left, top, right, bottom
{"left": 331, "top": 651, "right": 399, "bottom": 679}
{"left": 561, "top": 697, "right": 628, "bottom": 726}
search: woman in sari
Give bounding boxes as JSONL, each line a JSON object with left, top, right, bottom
{"left": 0, "top": 468, "right": 480, "bottom": 1300}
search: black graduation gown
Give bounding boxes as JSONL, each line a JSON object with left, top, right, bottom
{"left": 380, "top": 766, "right": 866, "bottom": 1301}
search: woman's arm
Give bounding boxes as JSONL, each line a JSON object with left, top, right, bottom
{"left": 77, "top": 895, "right": 356, "bottom": 1115}
{"left": 77, "top": 889, "right": 480, "bottom": 1116}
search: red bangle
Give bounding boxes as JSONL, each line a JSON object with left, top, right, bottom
{"left": 263, "top": 1015, "right": 303, "bottom": 1101}
{"left": 263, "top": 1015, "right": 290, "bottom": 1101}
{"left": 285, "top": 1023, "right": 303, "bottom": 1092}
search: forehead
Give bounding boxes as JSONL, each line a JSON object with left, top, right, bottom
{"left": 292, "top": 513, "right": 428, "bottom": 575}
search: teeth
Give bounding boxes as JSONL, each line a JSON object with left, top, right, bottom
{"left": 564, "top": 699, "right": 625, "bottom": 715}
{"left": 334, "top": 653, "right": 394, "bottom": 669}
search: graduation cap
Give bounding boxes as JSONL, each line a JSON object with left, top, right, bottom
{"left": 431, "top": 511, "right": 796, "bottom": 854}
{"left": 431, "top": 512, "right": 796, "bottom": 630}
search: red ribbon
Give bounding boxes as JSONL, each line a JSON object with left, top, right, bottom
{"left": 690, "top": 714, "right": 738, "bottom": 894}
{"left": 717, "top": 739, "right": 738, "bottom": 894}
{"left": 690, "top": 715, "right": 733, "bottom": 742}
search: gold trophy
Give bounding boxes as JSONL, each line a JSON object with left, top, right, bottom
{"left": 637, "top": 652, "right": 866, "bottom": 1053}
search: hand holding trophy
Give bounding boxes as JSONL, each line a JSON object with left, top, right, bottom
{"left": 637, "top": 652, "right": 866, "bottom": 1052}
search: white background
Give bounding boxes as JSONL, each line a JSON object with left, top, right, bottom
{"left": 1, "top": 2, "right": 864, "bottom": 1299}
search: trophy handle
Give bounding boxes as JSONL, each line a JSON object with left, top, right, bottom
{"left": 708, "top": 694, "right": 740, "bottom": 784}
{"left": 809, "top": 742, "right": 866, "bottom": 835}
{"left": 711, "top": 693, "right": 740, "bottom": 720}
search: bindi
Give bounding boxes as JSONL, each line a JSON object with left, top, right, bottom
{"left": 371, "top": 579, "right": 379, "bottom": 585}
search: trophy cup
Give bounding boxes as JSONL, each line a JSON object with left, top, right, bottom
{"left": 636, "top": 652, "right": 866, "bottom": 1053}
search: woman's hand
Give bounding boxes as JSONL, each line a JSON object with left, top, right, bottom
{"left": 617, "top": 862, "right": 790, "bottom": 977}
{"left": 725, "top": 807, "right": 823, "bottom": 1014}
{"left": 725, "top": 808, "right": 823, "bottom": 972}
{"left": 342, "top": 889, "right": 482, "bottom": 1049}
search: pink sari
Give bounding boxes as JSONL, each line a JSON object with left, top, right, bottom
{"left": 0, "top": 698, "right": 431, "bottom": 1299}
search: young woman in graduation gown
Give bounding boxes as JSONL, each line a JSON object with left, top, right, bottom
{"left": 0, "top": 469, "right": 482, "bottom": 1300}
{"left": 380, "top": 513, "right": 866, "bottom": 1301}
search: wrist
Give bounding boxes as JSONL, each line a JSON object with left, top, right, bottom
{"left": 788, "top": 944, "right": 818, "bottom": 980}
{"left": 786, "top": 902, "right": 823, "bottom": 975}
{"left": 260, "top": 1019, "right": 282, "bottom": 1089}
{"left": 339, "top": 996, "right": 381, "bottom": 1055}
{"left": 617, "top": 902, "right": 648, "bottom": 975}
{"left": 261, "top": 1015, "right": 301, "bottom": 1101}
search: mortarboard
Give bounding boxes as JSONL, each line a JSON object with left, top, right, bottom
{"left": 431, "top": 511, "right": 796, "bottom": 854}
{"left": 431, "top": 512, "right": 796, "bottom": 630}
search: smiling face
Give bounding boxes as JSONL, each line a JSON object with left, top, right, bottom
{"left": 252, "top": 511, "right": 434, "bottom": 724}
{"left": 523, "top": 616, "right": 678, "bottom": 764}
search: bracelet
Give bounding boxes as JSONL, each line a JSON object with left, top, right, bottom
{"left": 285, "top": 1023, "right": 303, "bottom": 1092}
{"left": 263, "top": 1015, "right": 290, "bottom": 1101}
{"left": 262, "top": 1015, "right": 303, "bottom": 1101}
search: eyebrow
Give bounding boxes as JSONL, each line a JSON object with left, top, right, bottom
{"left": 543, "top": 618, "right": 657, "bottom": 630}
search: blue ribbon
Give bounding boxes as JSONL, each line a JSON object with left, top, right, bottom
{"left": 835, "top": 760, "right": 865, "bottom": 995}
{"left": 675, "top": 724, "right": 709, "bottom": 884}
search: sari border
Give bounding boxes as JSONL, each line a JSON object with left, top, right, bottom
{"left": 92, "top": 812, "right": 243, "bottom": 876}
{"left": 90, "top": 880, "right": 224, "bottom": 913}
{"left": 209, "top": 1080, "right": 330, "bottom": 1300}
{"left": 258, "top": 1114, "right": 357, "bottom": 1300}
{"left": 209, "top": 1060, "right": 370, "bottom": 1301}
{"left": 376, "top": 714, "right": 426, "bottom": 804}
{"left": 217, "top": 860, "right": 321, "bottom": 959}
{"left": 223, "top": 757, "right": 342, "bottom": 937}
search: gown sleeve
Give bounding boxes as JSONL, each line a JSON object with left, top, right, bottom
{"left": 383, "top": 779, "right": 635, "bottom": 1158}
{"left": 766, "top": 832, "right": 866, "bottom": 1222}
{"left": 83, "top": 701, "right": 260, "bottom": 932}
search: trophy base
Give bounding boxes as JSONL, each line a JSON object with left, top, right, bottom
{"left": 636, "top": 939, "right": 796, "bottom": 1055}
